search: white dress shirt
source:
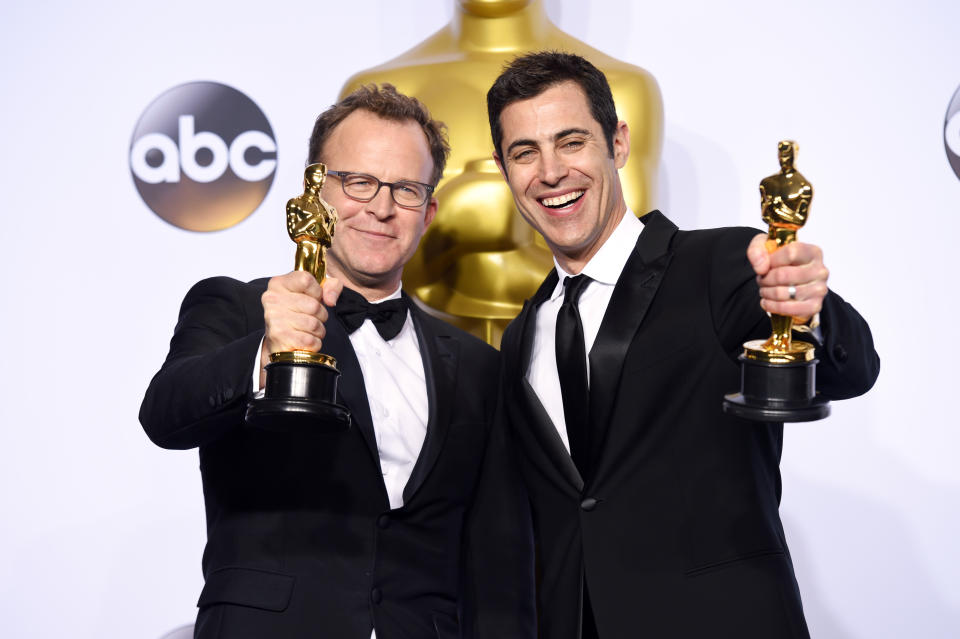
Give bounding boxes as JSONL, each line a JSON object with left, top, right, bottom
{"left": 348, "top": 286, "right": 429, "bottom": 511}
{"left": 526, "top": 210, "right": 643, "bottom": 452}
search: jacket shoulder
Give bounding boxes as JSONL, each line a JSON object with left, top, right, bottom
{"left": 501, "top": 312, "right": 525, "bottom": 356}
{"left": 180, "top": 275, "right": 269, "bottom": 305}
{"left": 673, "top": 225, "right": 762, "bottom": 253}
{"left": 178, "top": 276, "right": 270, "bottom": 324}
{"left": 414, "top": 310, "right": 498, "bottom": 362}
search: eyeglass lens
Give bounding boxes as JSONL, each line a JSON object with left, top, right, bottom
{"left": 342, "top": 173, "right": 428, "bottom": 206}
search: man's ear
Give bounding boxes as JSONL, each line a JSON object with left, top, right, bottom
{"left": 613, "top": 121, "right": 630, "bottom": 169}
{"left": 423, "top": 196, "right": 439, "bottom": 228}
{"left": 493, "top": 152, "right": 507, "bottom": 179}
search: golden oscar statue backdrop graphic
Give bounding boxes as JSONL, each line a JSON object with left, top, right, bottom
{"left": 340, "top": 0, "right": 663, "bottom": 346}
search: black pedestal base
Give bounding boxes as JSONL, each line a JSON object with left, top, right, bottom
{"left": 723, "top": 356, "right": 830, "bottom": 423}
{"left": 245, "top": 361, "right": 351, "bottom": 433}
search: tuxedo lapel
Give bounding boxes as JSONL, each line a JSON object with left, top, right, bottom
{"left": 587, "top": 210, "right": 678, "bottom": 473}
{"left": 323, "top": 314, "right": 381, "bottom": 472}
{"left": 520, "top": 378, "right": 584, "bottom": 492}
{"left": 402, "top": 297, "right": 458, "bottom": 504}
{"left": 512, "top": 272, "right": 584, "bottom": 491}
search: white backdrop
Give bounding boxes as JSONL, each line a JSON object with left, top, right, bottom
{"left": 2, "top": 1, "right": 958, "bottom": 637}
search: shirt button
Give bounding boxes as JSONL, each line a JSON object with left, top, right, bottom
{"left": 371, "top": 587, "right": 382, "bottom": 604}
{"left": 580, "top": 497, "right": 598, "bottom": 512}
{"left": 377, "top": 514, "right": 390, "bottom": 529}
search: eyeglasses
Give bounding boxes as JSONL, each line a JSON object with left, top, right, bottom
{"left": 326, "top": 170, "right": 434, "bottom": 208}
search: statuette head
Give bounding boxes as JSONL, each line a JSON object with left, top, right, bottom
{"left": 304, "top": 163, "right": 328, "bottom": 190}
{"left": 778, "top": 140, "right": 797, "bottom": 173}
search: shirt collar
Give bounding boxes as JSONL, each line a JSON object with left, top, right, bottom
{"left": 363, "top": 283, "right": 403, "bottom": 303}
{"left": 549, "top": 210, "right": 643, "bottom": 301}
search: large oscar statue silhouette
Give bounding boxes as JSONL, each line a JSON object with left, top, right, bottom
{"left": 340, "top": 0, "right": 663, "bottom": 345}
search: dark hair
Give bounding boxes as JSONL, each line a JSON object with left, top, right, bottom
{"left": 308, "top": 84, "right": 450, "bottom": 186}
{"left": 486, "top": 51, "right": 618, "bottom": 160}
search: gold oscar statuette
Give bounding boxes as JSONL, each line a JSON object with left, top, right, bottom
{"left": 723, "top": 141, "right": 830, "bottom": 422}
{"left": 245, "top": 163, "right": 352, "bottom": 432}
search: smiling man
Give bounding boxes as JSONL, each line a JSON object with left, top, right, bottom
{"left": 140, "top": 85, "right": 534, "bottom": 639}
{"left": 487, "top": 52, "right": 880, "bottom": 638}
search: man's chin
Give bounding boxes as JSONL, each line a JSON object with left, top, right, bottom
{"left": 338, "top": 262, "right": 404, "bottom": 291}
{"left": 540, "top": 228, "right": 588, "bottom": 254}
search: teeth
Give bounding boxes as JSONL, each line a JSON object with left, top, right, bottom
{"left": 541, "top": 190, "right": 584, "bottom": 207}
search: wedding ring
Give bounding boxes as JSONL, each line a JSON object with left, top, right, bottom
{"left": 787, "top": 285, "right": 797, "bottom": 300}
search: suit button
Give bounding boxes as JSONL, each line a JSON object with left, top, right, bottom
{"left": 224, "top": 387, "right": 234, "bottom": 400}
{"left": 377, "top": 514, "right": 390, "bottom": 529}
{"left": 208, "top": 395, "right": 216, "bottom": 407}
{"left": 371, "top": 588, "right": 382, "bottom": 604}
{"left": 833, "top": 344, "right": 848, "bottom": 363}
{"left": 580, "top": 497, "right": 598, "bottom": 512}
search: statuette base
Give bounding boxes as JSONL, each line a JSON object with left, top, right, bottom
{"left": 723, "top": 356, "right": 830, "bottom": 423}
{"left": 246, "top": 359, "right": 351, "bottom": 433}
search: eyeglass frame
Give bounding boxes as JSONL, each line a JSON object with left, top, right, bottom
{"left": 326, "top": 170, "right": 435, "bottom": 208}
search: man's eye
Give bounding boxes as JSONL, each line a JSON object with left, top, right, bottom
{"left": 562, "top": 139, "right": 584, "bottom": 150}
{"left": 347, "top": 177, "right": 376, "bottom": 189}
{"left": 512, "top": 149, "right": 535, "bottom": 162}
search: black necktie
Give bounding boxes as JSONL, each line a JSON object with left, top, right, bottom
{"left": 335, "top": 287, "right": 408, "bottom": 341}
{"left": 555, "top": 274, "right": 592, "bottom": 471}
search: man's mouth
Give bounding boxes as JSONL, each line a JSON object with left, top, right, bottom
{"left": 352, "top": 227, "right": 394, "bottom": 239}
{"left": 539, "top": 190, "right": 584, "bottom": 209}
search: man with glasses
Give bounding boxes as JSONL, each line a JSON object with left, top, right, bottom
{"left": 140, "top": 84, "right": 534, "bottom": 639}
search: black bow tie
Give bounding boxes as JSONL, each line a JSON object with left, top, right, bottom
{"left": 335, "top": 287, "right": 408, "bottom": 341}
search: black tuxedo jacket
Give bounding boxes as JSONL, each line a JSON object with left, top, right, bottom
{"left": 500, "top": 211, "right": 880, "bottom": 639}
{"left": 140, "top": 277, "right": 535, "bottom": 639}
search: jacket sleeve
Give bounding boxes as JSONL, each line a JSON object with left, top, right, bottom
{"left": 139, "top": 276, "right": 264, "bottom": 450}
{"left": 460, "top": 339, "right": 537, "bottom": 639}
{"left": 709, "top": 227, "right": 880, "bottom": 400}
{"left": 811, "top": 289, "right": 880, "bottom": 399}
{"left": 709, "top": 227, "right": 775, "bottom": 360}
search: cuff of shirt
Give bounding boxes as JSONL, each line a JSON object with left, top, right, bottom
{"left": 252, "top": 335, "right": 265, "bottom": 394}
{"left": 793, "top": 312, "right": 823, "bottom": 343}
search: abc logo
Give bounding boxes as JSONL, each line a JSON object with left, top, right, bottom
{"left": 130, "top": 81, "right": 277, "bottom": 231}
{"left": 946, "top": 84, "right": 960, "bottom": 182}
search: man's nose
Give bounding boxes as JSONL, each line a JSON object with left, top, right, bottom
{"left": 365, "top": 185, "right": 395, "bottom": 219}
{"left": 538, "top": 152, "right": 568, "bottom": 185}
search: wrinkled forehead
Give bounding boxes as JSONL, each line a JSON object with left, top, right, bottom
{"left": 499, "top": 82, "right": 596, "bottom": 143}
